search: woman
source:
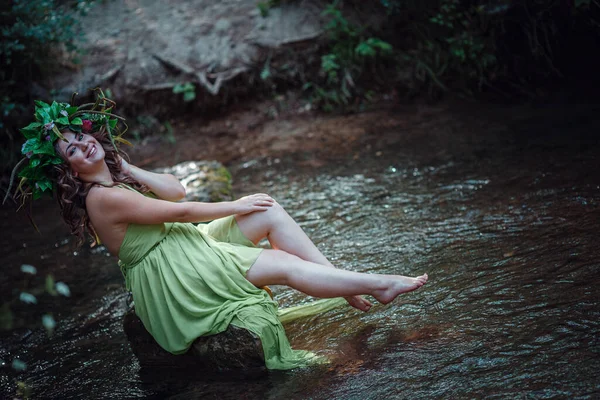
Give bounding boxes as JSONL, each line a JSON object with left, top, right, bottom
{"left": 16, "top": 97, "right": 427, "bottom": 370}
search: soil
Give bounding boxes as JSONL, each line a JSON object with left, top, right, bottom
{"left": 45, "top": 0, "right": 328, "bottom": 114}
{"left": 123, "top": 97, "right": 440, "bottom": 170}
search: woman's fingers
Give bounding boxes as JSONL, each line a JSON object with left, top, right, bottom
{"left": 236, "top": 194, "right": 275, "bottom": 214}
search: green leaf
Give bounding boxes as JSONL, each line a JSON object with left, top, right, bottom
{"left": 0, "top": 304, "right": 13, "bottom": 330}
{"left": 49, "top": 101, "right": 61, "bottom": 119}
{"left": 36, "top": 108, "right": 51, "bottom": 124}
{"left": 356, "top": 42, "right": 376, "bottom": 57}
{"left": 30, "top": 157, "right": 41, "bottom": 167}
{"left": 260, "top": 65, "right": 271, "bottom": 81}
{"left": 66, "top": 106, "right": 79, "bottom": 115}
{"left": 108, "top": 118, "right": 117, "bottom": 129}
{"left": 183, "top": 91, "right": 196, "bottom": 102}
{"left": 33, "top": 140, "right": 54, "bottom": 156}
{"left": 70, "top": 117, "right": 83, "bottom": 125}
{"left": 20, "top": 122, "right": 42, "bottom": 139}
{"left": 372, "top": 39, "right": 392, "bottom": 53}
{"left": 21, "top": 138, "right": 40, "bottom": 154}
{"left": 56, "top": 116, "right": 69, "bottom": 125}
{"left": 19, "top": 292, "right": 37, "bottom": 304}
{"left": 173, "top": 84, "right": 187, "bottom": 94}
{"left": 55, "top": 282, "right": 71, "bottom": 297}
{"left": 69, "top": 124, "right": 82, "bottom": 133}
{"left": 18, "top": 166, "right": 33, "bottom": 179}
{"left": 21, "top": 264, "right": 37, "bottom": 274}
{"left": 34, "top": 100, "right": 50, "bottom": 109}
{"left": 38, "top": 179, "right": 52, "bottom": 192}
{"left": 42, "top": 314, "right": 56, "bottom": 335}
{"left": 46, "top": 274, "right": 57, "bottom": 296}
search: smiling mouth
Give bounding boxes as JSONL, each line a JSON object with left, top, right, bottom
{"left": 87, "top": 145, "right": 96, "bottom": 159}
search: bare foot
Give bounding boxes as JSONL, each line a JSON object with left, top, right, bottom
{"left": 345, "top": 295, "right": 373, "bottom": 312}
{"left": 372, "top": 273, "right": 428, "bottom": 304}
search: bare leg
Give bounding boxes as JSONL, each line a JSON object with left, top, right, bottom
{"left": 235, "top": 202, "right": 374, "bottom": 310}
{"left": 235, "top": 201, "right": 332, "bottom": 265}
{"left": 246, "top": 249, "right": 428, "bottom": 303}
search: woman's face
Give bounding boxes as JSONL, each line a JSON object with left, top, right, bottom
{"left": 57, "top": 131, "right": 105, "bottom": 175}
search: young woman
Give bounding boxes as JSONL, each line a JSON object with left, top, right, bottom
{"left": 16, "top": 97, "right": 427, "bottom": 370}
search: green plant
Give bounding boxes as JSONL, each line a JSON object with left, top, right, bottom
{"left": 257, "top": 0, "right": 280, "bottom": 18}
{"left": 173, "top": 82, "right": 197, "bottom": 102}
{"left": 401, "top": 0, "right": 498, "bottom": 96}
{"left": 305, "top": 1, "right": 393, "bottom": 111}
{"left": 163, "top": 121, "right": 176, "bottom": 144}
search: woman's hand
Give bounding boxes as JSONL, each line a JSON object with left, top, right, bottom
{"left": 117, "top": 159, "right": 186, "bottom": 201}
{"left": 119, "top": 156, "right": 131, "bottom": 176}
{"left": 234, "top": 194, "right": 275, "bottom": 215}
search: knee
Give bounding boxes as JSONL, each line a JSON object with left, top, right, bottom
{"left": 263, "top": 198, "right": 286, "bottom": 223}
{"left": 271, "top": 250, "right": 302, "bottom": 284}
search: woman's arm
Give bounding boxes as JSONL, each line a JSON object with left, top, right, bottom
{"left": 88, "top": 186, "right": 274, "bottom": 226}
{"left": 120, "top": 158, "right": 186, "bottom": 201}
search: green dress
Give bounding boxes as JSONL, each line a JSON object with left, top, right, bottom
{"left": 117, "top": 188, "right": 327, "bottom": 370}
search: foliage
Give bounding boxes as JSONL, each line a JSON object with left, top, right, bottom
{"left": 298, "top": 0, "right": 600, "bottom": 103}
{"left": 173, "top": 83, "right": 197, "bottom": 102}
{"left": 306, "top": 1, "right": 393, "bottom": 111}
{"left": 1, "top": 264, "right": 70, "bottom": 398}
{"left": 257, "top": 0, "right": 281, "bottom": 18}
{"left": 1, "top": 264, "right": 71, "bottom": 367}
{"left": 381, "top": 0, "right": 600, "bottom": 97}
{"left": 399, "top": 0, "right": 498, "bottom": 96}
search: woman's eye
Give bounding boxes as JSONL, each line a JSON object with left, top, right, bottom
{"left": 79, "top": 134, "right": 84, "bottom": 140}
{"left": 70, "top": 148, "right": 76, "bottom": 156}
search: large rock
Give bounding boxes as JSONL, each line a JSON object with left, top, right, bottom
{"left": 153, "top": 160, "right": 233, "bottom": 202}
{"left": 123, "top": 308, "right": 266, "bottom": 372}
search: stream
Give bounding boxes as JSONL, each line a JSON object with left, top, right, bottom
{"left": 1, "top": 103, "right": 599, "bottom": 399}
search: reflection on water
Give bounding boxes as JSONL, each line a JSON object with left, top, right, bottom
{"left": 1, "top": 104, "right": 599, "bottom": 399}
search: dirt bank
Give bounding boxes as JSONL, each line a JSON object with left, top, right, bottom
{"left": 123, "top": 98, "right": 446, "bottom": 170}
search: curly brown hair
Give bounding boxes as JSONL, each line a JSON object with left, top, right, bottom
{"left": 53, "top": 130, "right": 148, "bottom": 246}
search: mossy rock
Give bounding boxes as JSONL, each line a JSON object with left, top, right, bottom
{"left": 153, "top": 161, "right": 234, "bottom": 202}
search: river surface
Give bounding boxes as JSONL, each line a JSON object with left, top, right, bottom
{"left": 1, "top": 103, "right": 599, "bottom": 399}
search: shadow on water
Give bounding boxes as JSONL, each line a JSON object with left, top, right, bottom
{"left": 1, "top": 103, "right": 599, "bottom": 399}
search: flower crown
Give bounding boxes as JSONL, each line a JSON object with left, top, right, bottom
{"left": 7, "top": 88, "right": 131, "bottom": 204}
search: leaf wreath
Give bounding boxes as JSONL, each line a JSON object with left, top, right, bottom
{"left": 4, "top": 88, "right": 131, "bottom": 206}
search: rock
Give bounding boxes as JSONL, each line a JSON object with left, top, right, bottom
{"left": 152, "top": 160, "right": 233, "bottom": 202}
{"left": 123, "top": 308, "right": 266, "bottom": 372}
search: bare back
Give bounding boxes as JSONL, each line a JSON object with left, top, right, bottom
{"left": 86, "top": 185, "right": 135, "bottom": 256}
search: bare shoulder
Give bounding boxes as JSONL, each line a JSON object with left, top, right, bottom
{"left": 86, "top": 184, "right": 187, "bottom": 225}
{"left": 86, "top": 185, "right": 137, "bottom": 213}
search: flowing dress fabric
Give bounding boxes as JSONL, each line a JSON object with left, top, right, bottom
{"left": 118, "top": 210, "right": 320, "bottom": 370}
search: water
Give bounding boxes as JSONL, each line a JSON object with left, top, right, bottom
{"left": 1, "top": 104, "right": 599, "bottom": 399}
